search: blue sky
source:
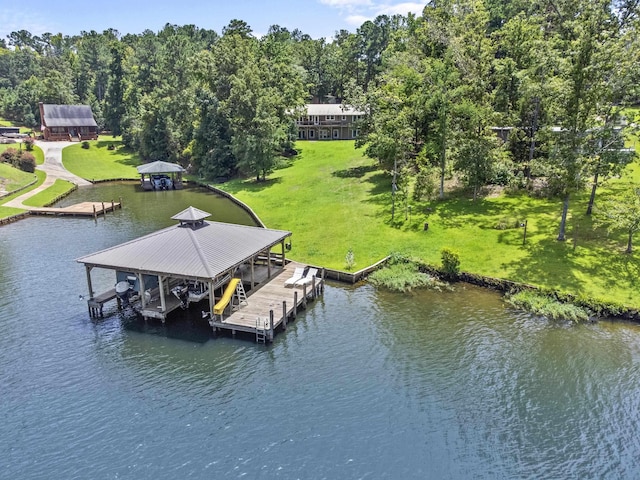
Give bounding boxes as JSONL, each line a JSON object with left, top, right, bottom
{"left": 0, "top": 0, "right": 426, "bottom": 42}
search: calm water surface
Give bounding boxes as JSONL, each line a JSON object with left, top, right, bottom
{"left": 1, "top": 184, "right": 640, "bottom": 479}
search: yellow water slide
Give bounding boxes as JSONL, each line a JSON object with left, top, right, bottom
{"left": 214, "top": 278, "right": 241, "bottom": 315}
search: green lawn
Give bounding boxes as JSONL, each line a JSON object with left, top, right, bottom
{"left": 218, "top": 140, "right": 640, "bottom": 307}
{"left": 0, "top": 161, "right": 36, "bottom": 194}
{"left": 0, "top": 169, "right": 46, "bottom": 218}
{"left": 22, "top": 179, "right": 76, "bottom": 207}
{"left": 63, "top": 139, "right": 141, "bottom": 180}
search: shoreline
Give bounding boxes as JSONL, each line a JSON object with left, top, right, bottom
{"left": 3, "top": 176, "right": 639, "bottom": 318}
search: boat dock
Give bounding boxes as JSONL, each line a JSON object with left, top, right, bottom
{"left": 77, "top": 207, "right": 320, "bottom": 344}
{"left": 29, "top": 201, "right": 121, "bottom": 217}
{"left": 209, "top": 262, "right": 324, "bottom": 343}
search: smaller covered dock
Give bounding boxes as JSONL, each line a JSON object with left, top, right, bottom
{"left": 137, "top": 160, "right": 185, "bottom": 191}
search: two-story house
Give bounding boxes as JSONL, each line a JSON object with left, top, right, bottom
{"left": 296, "top": 104, "right": 365, "bottom": 140}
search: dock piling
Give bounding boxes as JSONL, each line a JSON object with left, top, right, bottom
{"left": 282, "top": 301, "right": 287, "bottom": 329}
{"left": 293, "top": 291, "right": 298, "bottom": 318}
{"left": 269, "top": 310, "right": 275, "bottom": 341}
{"left": 303, "top": 284, "right": 308, "bottom": 308}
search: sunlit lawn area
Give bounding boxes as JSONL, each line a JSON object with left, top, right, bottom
{"left": 22, "top": 179, "right": 76, "bottom": 207}
{"left": 219, "top": 140, "right": 640, "bottom": 307}
{"left": 63, "top": 138, "right": 141, "bottom": 180}
{"left": 0, "top": 169, "right": 46, "bottom": 218}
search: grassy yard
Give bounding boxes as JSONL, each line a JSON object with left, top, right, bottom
{"left": 22, "top": 179, "right": 76, "bottom": 207}
{"left": 63, "top": 139, "right": 141, "bottom": 180}
{"left": 0, "top": 169, "right": 46, "bottom": 218}
{"left": 0, "top": 162, "right": 37, "bottom": 194}
{"left": 219, "top": 140, "right": 640, "bottom": 307}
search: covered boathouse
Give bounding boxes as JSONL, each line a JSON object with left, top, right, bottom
{"left": 137, "top": 161, "right": 185, "bottom": 190}
{"left": 76, "top": 207, "right": 324, "bottom": 342}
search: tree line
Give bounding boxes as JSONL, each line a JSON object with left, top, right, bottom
{"left": 1, "top": 0, "right": 640, "bottom": 239}
{"left": 0, "top": 16, "right": 401, "bottom": 181}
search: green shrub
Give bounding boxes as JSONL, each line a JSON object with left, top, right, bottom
{"left": 23, "top": 137, "right": 34, "bottom": 151}
{"left": 506, "top": 290, "right": 590, "bottom": 323}
{"left": 17, "top": 152, "right": 36, "bottom": 173}
{"left": 345, "top": 248, "right": 355, "bottom": 270}
{"left": 1, "top": 147, "right": 19, "bottom": 164}
{"left": 369, "top": 261, "right": 446, "bottom": 292}
{"left": 441, "top": 248, "right": 460, "bottom": 278}
{"left": 81, "top": 141, "right": 90, "bottom": 149}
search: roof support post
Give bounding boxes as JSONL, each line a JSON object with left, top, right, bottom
{"left": 85, "top": 266, "right": 94, "bottom": 299}
{"left": 281, "top": 240, "right": 285, "bottom": 266}
{"left": 267, "top": 250, "right": 271, "bottom": 279}
{"left": 158, "top": 276, "right": 166, "bottom": 316}
{"left": 138, "top": 274, "right": 147, "bottom": 309}
{"left": 208, "top": 281, "right": 214, "bottom": 326}
{"left": 250, "top": 260, "right": 255, "bottom": 288}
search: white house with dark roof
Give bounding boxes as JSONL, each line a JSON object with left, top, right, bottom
{"left": 296, "top": 104, "right": 364, "bottom": 140}
{"left": 39, "top": 102, "right": 98, "bottom": 141}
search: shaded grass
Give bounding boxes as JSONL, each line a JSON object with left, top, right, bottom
{"left": 217, "top": 140, "right": 640, "bottom": 307}
{"left": 63, "top": 139, "right": 141, "bottom": 180}
{"left": 0, "top": 117, "right": 33, "bottom": 134}
{"left": 0, "top": 162, "right": 36, "bottom": 193}
{"left": 22, "top": 179, "right": 76, "bottom": 207}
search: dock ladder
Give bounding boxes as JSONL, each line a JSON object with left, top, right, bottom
{"left": 255, "top": 317, "right": 268, "bottom": 344}
{"left": 233, "top": 281, "right": 248, "bottom": 310}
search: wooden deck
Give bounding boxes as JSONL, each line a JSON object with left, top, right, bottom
{"left": 209, "top": 261, "right": 324, "bottom": 342}
{"left": 29, "top": 201, "right": 121, "bottom": 217}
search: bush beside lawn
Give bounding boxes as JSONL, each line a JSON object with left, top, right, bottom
{"left": 63, "top": 139, "right": 141, "bottom": 180}
{"left": 219, "top": 140, "right": 640, "bottom": 307}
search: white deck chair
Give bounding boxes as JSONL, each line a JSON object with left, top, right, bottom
{"left": 295, "top": 268, "right": 319, "bottom": 287}
{"left": 284, "top": 267, "right": 306, "bottom": 287}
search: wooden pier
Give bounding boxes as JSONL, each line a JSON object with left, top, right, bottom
{"left": 29, "top": 201, "right": 121, "bottom": 217}
{"left": 209, "top": 262, "right": 324, "bottom": 342}
{"left": 87, "top": 287, "right": 117, "bottom": 317}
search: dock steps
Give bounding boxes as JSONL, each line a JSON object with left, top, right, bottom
{"left": 255, "top": 317, "right": 268, "bottom": 344}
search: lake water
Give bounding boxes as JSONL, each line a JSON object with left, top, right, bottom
{"left": 1, "top": 184, "right": 640, "bottom": 479}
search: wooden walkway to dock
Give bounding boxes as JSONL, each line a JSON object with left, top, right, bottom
{"left": 29, "top": 201, "right": 121, "bottom": 217}
{"left": 210, "top": 262, "right": 324, "bottom": 342}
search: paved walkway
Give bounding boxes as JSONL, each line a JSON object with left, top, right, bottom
{"left": 4, "top": 140, "right": 92, "bottom": 209}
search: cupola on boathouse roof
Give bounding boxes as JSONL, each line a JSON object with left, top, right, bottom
{"left": 171, "top": 206, "right": 210, "bottom": 226}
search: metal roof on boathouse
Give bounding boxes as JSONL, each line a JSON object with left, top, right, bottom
{"left": 76, "top": 207, "right": 291, "bottom": 281}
